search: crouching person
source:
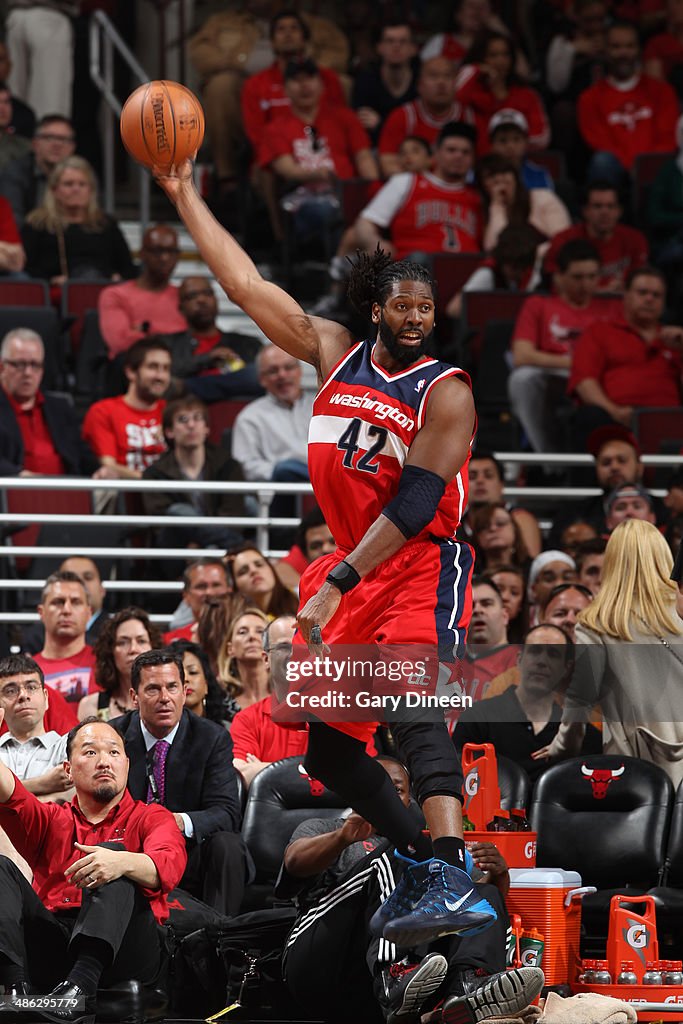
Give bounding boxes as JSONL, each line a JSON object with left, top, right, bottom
{"left": 277, "top": 758, "right": 543, "bottom": 1024}
{"left": 0, "top": 712, "right": 187, "bottom": 1024}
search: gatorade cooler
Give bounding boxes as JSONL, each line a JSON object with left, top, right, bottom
{"left": 507, "top": 868, "right": 596, "bottom": 985}
{"left": 606, "top": 895, "right": 659, "bottom": 982}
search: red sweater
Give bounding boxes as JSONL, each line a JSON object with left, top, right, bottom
{"left": 577, "top": 74, "right": 678, "bottom": 170}
{"left": 454, "top": 66, "right": 550, "bottom": 153}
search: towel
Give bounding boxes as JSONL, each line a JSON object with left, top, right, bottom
{"left": 540, "top": 991, "right": 637, "bottom": 1024}
{"left": 420, "top": 1006, "right": 542, "bottom": 1024}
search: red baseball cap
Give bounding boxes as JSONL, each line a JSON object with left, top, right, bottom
{"left": 587, "top": 424, "right": 640, "bottom": 459}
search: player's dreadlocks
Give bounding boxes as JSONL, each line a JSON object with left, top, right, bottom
{"left": 346, "top": 245, "right": 436, "bottom": 318}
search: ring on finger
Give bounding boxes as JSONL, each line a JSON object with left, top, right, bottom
{"left": 310, "top": 625, "right": 322, "bottom": 645}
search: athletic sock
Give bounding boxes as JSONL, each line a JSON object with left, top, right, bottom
{"left": 432, "top": 837, "right": 467, "bottom": 870}
{"left": 67, "top": 938, "right": 111, "bottom": 996}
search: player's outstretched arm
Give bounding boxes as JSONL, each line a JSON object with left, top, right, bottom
{"left": 298, "top": 378, "right": 475, "bottom": 645}
{"left": 154, "top": 160, "right": 351, "bottom": 372}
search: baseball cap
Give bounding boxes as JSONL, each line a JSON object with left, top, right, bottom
{"left": 488, "top": 109, "right": 529, "bottom": 138}
{"left": 604, "top": 484, "right": 654, "bottom": 514}
{"left": 284, "top": 58, "right": 319, "bottom": 80}
{"left": 587, "top": 424, "right": 641, "bottom": 459}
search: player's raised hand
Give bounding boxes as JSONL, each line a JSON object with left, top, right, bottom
{"left": 153, "top": 158, "right": 195, "bottom": 204}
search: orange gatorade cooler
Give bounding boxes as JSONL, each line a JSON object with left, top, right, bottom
{"left": 506, "top": 868, "right": 596, "bottom": 985}
{"left": 606, "top": 894, "right": 659, "bottom": 981}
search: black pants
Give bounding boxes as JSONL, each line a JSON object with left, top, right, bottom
{"left": 283, "top": 845, "right": 507, "bottom": 1022}
{"left": 180, "top": 831, "right": 248, "bottom": 917}
{"left": 0, "top": 856, "right": 162, "bottom": 991}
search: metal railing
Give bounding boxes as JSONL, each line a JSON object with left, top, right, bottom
{"left": 90, "top": 10, "right": 151, "bottom": 227}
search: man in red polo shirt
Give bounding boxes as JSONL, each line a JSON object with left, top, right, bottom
{"left": 0, "top": 709, "right": 186, "bottom": 1020}
{"left": 508, "top": 238, "right": 621, "bottom": 452}
{"left": 0, "top": 328, "right": 103, "bottom": 477}
{"left": 569, "top": 266, "right": 683, "bottom": 448}
{"left": 82, "top": 338, "right": 170, "bottom": 479}
{"left": 378, "top": 56, "right": 473, "bottom": 176}
{"left": 543, "top": 182, "right": 649, "bottom": 293}
{"left": 241, "top": 10, "right": 346, "bottom": 156}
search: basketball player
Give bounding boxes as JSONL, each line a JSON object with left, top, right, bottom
{"left": 154, "top": 161, "right": 496, "bottom": 949}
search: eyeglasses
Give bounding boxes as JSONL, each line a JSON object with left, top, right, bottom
{"left": 0, "top": 681, "right": 43, "bottom": 699}
{"left": 35, "top": 133, "right": 75, "bottom": 144}
{"left": 3, "top": 359, "right": 44, "bottom": 372}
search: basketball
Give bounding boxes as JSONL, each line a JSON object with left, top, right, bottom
{"left": 119, "top": 80, "right": 205, "bottom": 170}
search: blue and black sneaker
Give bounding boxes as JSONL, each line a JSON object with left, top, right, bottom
{"left": 382, "top": 859, "right": 496, "bottom": 947}
{"left": 369, "top": 850, "right": 475, "bottom": 939}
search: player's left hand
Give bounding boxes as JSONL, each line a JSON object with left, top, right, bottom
{"left": 65, "top": 843, "right": 125, "bottom": 889}
{"left": 297, "top": 582, "right": 341, "bottom": 654}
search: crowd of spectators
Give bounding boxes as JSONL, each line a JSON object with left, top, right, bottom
{"left": 0, "top": 3, "right": 682, "bottom": 1021}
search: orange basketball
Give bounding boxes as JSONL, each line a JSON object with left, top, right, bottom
{"left": 120, "top": 80, "right": 205, "bottom": 170}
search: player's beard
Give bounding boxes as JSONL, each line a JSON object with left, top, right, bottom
{"left": 378, "top": 315, "right": 430, "bottom": 368}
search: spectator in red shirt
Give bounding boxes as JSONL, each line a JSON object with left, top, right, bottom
{"left": 0, "top": 327, "right": 102, "bottom": 477}
{"left": 543, "top": 182, "right": 649, "bottom": 293}
{"left": 643, "top": 0, "right": 683, "bottom": 87}
{"left": 569, "top": 266, "right": 683, "bottom": 448}
{"left": 98, "top": 225, "right": 187, "bottom": 359}
{"left": 577, "top": 20, "right": 679, "bottom": 184}
{"left": 457, "top": 576, "right": 518, "bottom": 705}
{"left": 356, "top": 121, "right": 482, "bottom": 261}
{"left": 508, "top": 238, "right": 619, "bottom": 452}
{"left": 82, "top": 338, "right": 170, "bottom": 480}
{"left": 241, "top": 10, "right": 346, "bottom": 156}
{"left": 0, "top": 708, "right": 186, "bottom": 1016}
{"left": 231, "top": 614, "right": 305, "bottom": 786}
{"left": 259, "top": 58, "right": 378, "bottom": 245}
{"left": 34, "top": 570, "right": 98, "bottom": 710}
{"left": 455, "top": 31, "right": 550, "bottom": 155}
{"left": 378, "top": 56, "right": 473, "bottom": 177}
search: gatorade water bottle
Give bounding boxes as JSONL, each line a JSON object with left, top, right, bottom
{"left": 617, "top": 961, "right": 638, "bottom": 985}
{"left": 664, "top": 961, "right": 683, "bottom": 985}
{"left": 643, "top": 962, "right": 663, "bottom": 985}
{"left": 582, "top": 960, "right": 597, "bottom": 984}
{"left": 593, "top": 961, "right": 612, "bottom": 984}
{"left": 511, "top": 808, "right": 532, "bottom": 831}
{"left": 519, "top": 929, "right": 545, "bottom": 968}
{"left": 486, "top": 809, "right": 514, "bottom": 831}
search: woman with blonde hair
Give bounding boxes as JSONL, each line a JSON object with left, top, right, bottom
{"left": 217, "top": 606, "right": 271, "bottom": 723}
{"left": 22, "top": 155, "right": 135, "bottom": 284}
{"left": 533, "top": 519, "right": 683, "bottom": 784}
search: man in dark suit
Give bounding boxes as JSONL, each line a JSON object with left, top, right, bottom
{"left": 111, "top": 648, "right": 248, "bottom": 916}
{"left": 0, "top": 326, "right": 106, "bottom": 477}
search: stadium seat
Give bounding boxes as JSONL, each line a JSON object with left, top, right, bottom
{"left": 460, "top": 291, "right": 529, "bottom": 365}
{"left": 240, "top": 756, "right": 349, "bottom": 908}
{"left": 208, "top": 400, "right": 251, "bottom": 446}
{"left": 498, "top": 755, "right": 531, "bottom": 812}
{"left": 339, "top": 178, "right": 373, "bottom": 225}
{"left": 631, "top": 151, "right": 675, "bottom": 228}
{"left": 632, "top": 407, "right": 683, "bottom": 456}
{"left": 2, "top": 487, "right": 93, "bottom": 576}
{"left": 431, "top": 252, "right": 484, "bottom": 321}
{"left": 62, "top": 279, "right": 112, "bottom": 356}
{"left": 73, "top": 309, "right": 109, "bottom": 411}
{"left": 530, "top": 755, "right": 673, "bottom": 949}
{"left": 0, "top": 279, "right": 49, "bottom": 307}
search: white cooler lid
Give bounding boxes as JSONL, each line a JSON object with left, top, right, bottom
{"left": 509, "top": 867, "right": 582, "bottom": 888}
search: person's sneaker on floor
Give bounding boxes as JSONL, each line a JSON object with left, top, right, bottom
{"left": 382, "top": 860, "right": 496, "bottom": 946}
{"left": 440, "top": 966, "right": 544, "bottom": 1023}
{"left": 381, "top": 953, "right": 448, "bottom": 1024}
{"left": 370, "top": 851, "right": 476, "bottom": 940}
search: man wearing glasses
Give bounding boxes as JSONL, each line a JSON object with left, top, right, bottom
{"left": 0, "top": 654, "right": 71, "bottom": 800}
{"left": 98, "top": 224, "right": 187, "bottom": 359}
{"left": 0, "top": 113, "right": 75, "bottom": 226}
{"left": 0, "top": 327, "right": 101, "bottom": 477}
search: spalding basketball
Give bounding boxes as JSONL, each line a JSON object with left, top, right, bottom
{"left": 120, "top": 80, "right": 205, "bottom": 170}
